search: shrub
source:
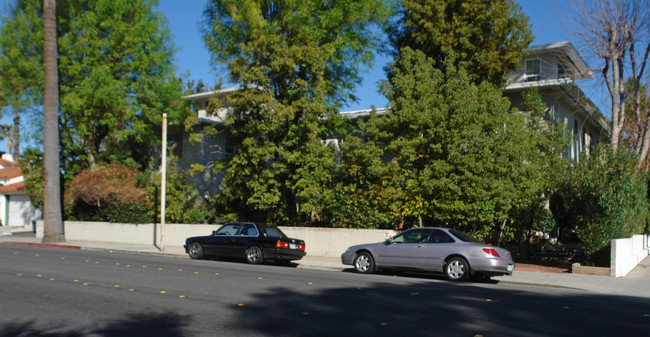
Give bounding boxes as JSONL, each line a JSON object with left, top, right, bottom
{"left": 552, "top": 146, "right": 648, "bottom": 264}
{"left": 65, "top": 162, "right": 151, "bottom": 223}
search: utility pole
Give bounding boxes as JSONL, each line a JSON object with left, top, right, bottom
{"left": 160, "top": 112, "right": 167, "bottom": 251}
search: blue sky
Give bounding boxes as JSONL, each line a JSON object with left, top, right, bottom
{"left": 159, "top": 0, "right": 588, "bottom": 112}
{"left": 0, "top": 0, "right": 606, "bottom": 155}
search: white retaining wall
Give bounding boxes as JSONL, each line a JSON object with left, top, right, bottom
{"left": 35, "top": 221, "right": 649, "bottom": 275}
{"left": 35, "top": 221, "right": 396, "bottom": 257}
{"left": 611, "top": 234, "right": 650, "bottom": 277}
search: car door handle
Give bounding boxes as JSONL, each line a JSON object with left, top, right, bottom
{"left": 417, "top": 245, "right": 424, "bottom": 248}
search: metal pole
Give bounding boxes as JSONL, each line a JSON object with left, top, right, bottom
{"left": 160, "top": 112, "right": 167, "bottom": 251}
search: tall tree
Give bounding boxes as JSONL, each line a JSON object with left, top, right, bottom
{"left": 42, "top": 0, "right": 63, "bottom": 243}
{"left": 569, "top": 0, "right": 650, "bottom": 162}
{"left": 372, "top": 48, "right": 564, "bottom": 239}
{"left": 202, "top": 0, "right": 392, "bottom": 224}
{"left": 0, "top": 0, "right": 44, "bottom": 160}
{"left": 389, "top": 0, "right": 533, "bottom": 87}
{"left": 56, "top": 0, "right": 181, "bottom": 176}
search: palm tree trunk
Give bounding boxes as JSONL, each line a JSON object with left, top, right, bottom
{"left": 42, "top": 0, "right": 64, "bottom": 243}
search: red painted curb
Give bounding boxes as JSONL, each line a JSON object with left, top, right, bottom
{"left": 2, "top": 241, "right": 82, "bottom": 250}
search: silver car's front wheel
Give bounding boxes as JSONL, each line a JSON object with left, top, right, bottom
{"left": 445, "top": 257, "right": 470, "bottom": 281}
{"left": 353, "top": 252, "right": 375, "bottom": 274}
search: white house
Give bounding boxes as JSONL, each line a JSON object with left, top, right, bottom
{"left": 0, "top": 154, "right": 42, "bottom": 227}
{"left": 504, "top": 41, "right": 610, "bottom": 160}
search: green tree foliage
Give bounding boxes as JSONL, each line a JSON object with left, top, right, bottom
{"left": 0, "top": 0, "right": 44, "bottom": 159}
{"left": 202, "top": 0, "right": 391, "bottom": 224}
{"left": 321, "top": 135, "right": 404, "bottom": 228}
{"left": 144, "top": 154, "right": 212, "bottom": 224}
{"left": 20, "top": 147, "right": 44, "bottom": 209}
{"left": 371, "top": 48, "right": 564, "bottom": 240}
{"left": 552, "top": 146, "right": 648, "bottom": 263}
{"left": 64, "top": 162, "right": 151, "bottom": 223}
{"left": 389, "top": 0, "right": 533, "bottom": 86}
{"left": 55, "top": 0, "right": 182, "bottom": 175}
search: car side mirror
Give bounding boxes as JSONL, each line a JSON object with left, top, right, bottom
{"left": 385, "top": 238, "right": 392, "bottom": 245}
{"left": 212, "top": 230, "right": 218, "bottom": 236}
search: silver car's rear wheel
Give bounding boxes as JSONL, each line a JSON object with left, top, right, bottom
{"left": 353, "top": 252, "right": 375, "bottom": 274}
{"left": 445, "top": 257, "right": 470, "bottom": 281}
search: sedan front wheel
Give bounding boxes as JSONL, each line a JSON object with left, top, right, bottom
{"left": 353, "top": 252, "right": 375, "bottom": 274}
{"left": 188, "top": 242, "right": 204, "bottom": 260}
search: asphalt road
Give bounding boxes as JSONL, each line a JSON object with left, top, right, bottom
{"left": 1, "top": 244, "right": 649, "bottom": 337}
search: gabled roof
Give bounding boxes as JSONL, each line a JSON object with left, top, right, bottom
{"left": 0, "top": 181, "right": 25, "bottom": 193}
{"left": 528, "top": 41, "right": 593, "bottom": 79}
{"left": 0, "top": 158, "right": 17, "bottom": 168}
{"left": 0, "top": 167, "right": 22, "bottom": 179}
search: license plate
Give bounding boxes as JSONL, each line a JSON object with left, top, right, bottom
{"left": 289, "top": 244, "right": 297, "bottom": 250}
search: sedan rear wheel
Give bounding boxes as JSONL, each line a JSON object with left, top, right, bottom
{"left": 246, "top": 246, "right": 263, "bottom": 264}
{"left": 445, "top": 257, "right": 470, "bottom": 281}
{"left": 353, "top": 252, "right": 375, "bottom": 274}
{"left": 188, "top": 242, "right": 204, "bottom": 260}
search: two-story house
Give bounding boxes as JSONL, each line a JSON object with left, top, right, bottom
{"left": 504, "top": 41, "right": 610, "bottom": 160}
{"left": 176, "top": 41, "right": 610, "bottom": 198}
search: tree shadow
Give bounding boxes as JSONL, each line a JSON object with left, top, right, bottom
{"left": 226, "top": 277, "right": 650, "bottom": 337}
{"left": 0, "top": 312, "right": 191, "bottom": 337}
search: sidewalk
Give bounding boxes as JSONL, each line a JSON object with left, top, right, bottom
{"left": 2, "top": 229, "right": 649, "bottom": 298}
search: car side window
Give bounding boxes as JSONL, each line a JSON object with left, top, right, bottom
{"left": 215, "top": 224, "right": 241, "bottom": 236}
{"left": 264, "top": 227, "right": 283, "bottom": 238}
{"left": 392, "top": 229, "right": 433, "bottom": 244}
{"left": 240, "top": 224, "right": 259, "bottom": 237}
{"left": 428, "top": 229, "right": 454, "bottom": 243}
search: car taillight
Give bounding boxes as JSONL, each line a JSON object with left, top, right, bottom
{"left": 298, "top": 243, "right": 305, "bottom": 251}
{"left": 276, "top": 241, "right": 289, "bottom": 249}
{"left": 483, "top": 248, "right": 500, "bottom": 257}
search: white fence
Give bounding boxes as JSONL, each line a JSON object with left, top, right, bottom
{"left": 36, "top": 221, "right": 396, "bottom": 258}
{"left": 35, "top": 221, "right": 649, "bottom": 276}
{"left": 611, "top": 234, "right": 650, "bottom": 277}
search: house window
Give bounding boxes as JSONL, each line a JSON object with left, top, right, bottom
{"left": 525, "top": 59, "right": 541, "bottom": 81}
{"left": 557, "top": 63, "right": 566, "bottom": 78}
{"left": 225, "top": 138, "right": 236, "bottom": 159}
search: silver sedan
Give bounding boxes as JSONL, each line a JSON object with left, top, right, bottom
{"left": 341, "top": 227, "right": 515, "bottom": 281}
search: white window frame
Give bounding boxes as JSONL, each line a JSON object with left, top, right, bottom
{"left": 525, "top": 58, "right": 541, "bottom": 82}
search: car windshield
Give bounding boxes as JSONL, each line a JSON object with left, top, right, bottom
{"left": 448, "top": 229, "right": 480, "bottom": 243}
{"left": 263, "top": 226, "right": 286, "bottom": 238}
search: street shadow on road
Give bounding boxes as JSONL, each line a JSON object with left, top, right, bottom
{"left": 227, "top": 275, "right": 650, "bottom": 337}
{"left": 0, "top": 311, "right": 191, "bottom": 337}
